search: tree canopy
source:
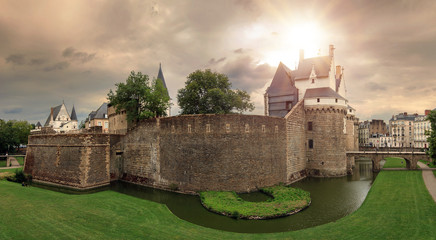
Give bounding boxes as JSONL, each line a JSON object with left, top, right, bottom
{"left": 425, "top": 110, "right": 436, "bottom": 163}
{"left": 177, "top": 69, "right": 254, "bottom": 114}
{"left": 107, "top": 71, "right": 170, "bottom": 123}
{"left": 0, "top": 119, "right": 33, "bottom": 154}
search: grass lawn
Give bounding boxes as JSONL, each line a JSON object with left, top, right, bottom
{"left": 0, "top": 160, "right": 6, "bottom": 167}
{"left": 200, "top": 186, "right": 310, "bottom": 219}
{"left": 15, "top": 156, "right": 24, "bottom": 166}
{"left": 383, "top": 157, "right": 407, "bottom": 168}
{"left": 0, "top": 171, "right": 435, "bottom": 239}
{"left": 0, "top": 167, "right": 23, "bottom": 173}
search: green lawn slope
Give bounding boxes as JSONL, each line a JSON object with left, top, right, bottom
{"left": 0, "top": 171, "right": 435, "bottom": 239}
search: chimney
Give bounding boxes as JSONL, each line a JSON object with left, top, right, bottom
{"left": 299, "top": 49, "right": 304, "bottom": 62}
{"left": 425, "top": 109, "right": 431, "bottom": 115}
{"left": 335, "top": 65, "right": 342, "bottom": 79}
{"left": 50, "top": 107, "right": 54, "bottom": 121}
{"left": 329, "top": 44, "right": 335, "bottom": 57}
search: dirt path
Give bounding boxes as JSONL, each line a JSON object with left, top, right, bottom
{"left": 417, "top": 161, "right": 436, "bottom": 203}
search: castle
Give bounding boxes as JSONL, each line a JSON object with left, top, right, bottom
{"left": 24, "top": 47, "right": 359, "bottom": 193}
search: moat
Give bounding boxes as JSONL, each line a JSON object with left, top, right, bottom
{"left": 108, "top": 160, "right": 375, "bottom": 233}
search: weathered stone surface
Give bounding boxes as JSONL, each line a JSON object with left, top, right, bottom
{"left": 24, "top": 133, "right": 115, "bottom": 189}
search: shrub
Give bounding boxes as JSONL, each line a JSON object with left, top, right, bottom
{"left": 231, "top": 210, "right": 240, "bottom": 219}
{"left": 7, "top": 169, "right": 31, "bottom": 184}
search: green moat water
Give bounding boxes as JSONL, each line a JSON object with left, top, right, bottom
{"left": 109, "top": 160, "right": 375, "bottom": 233}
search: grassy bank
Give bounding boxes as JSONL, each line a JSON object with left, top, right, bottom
{"left": 0, "top": 167, "right": 23, "bottom": 173}
{"left": 200, "top": 186, "right": 310, "bottom": 219}
{"left": 419, "top": 159, "right": 436, "bottom": 168}
{"left": 383, "top": 157, "right": 406, "bottom": 168}
{"left": 0, "top": 171, "right": 435, "bottom": 239}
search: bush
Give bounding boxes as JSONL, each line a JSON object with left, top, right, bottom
{"left": 231, "top": 210, "right": 240, "bottom": 219}
{"left": 7, "top": 169, "right": 31, "bottom": 184}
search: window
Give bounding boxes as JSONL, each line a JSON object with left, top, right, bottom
{"left": 226, "top": 124, "right": 230, "bottom": 133}
{"left": 188, "top": 124, "right": 192, "bottom": 133}
{"left": 312, "top": 78, "right": 315, "bottom": 83}
{"left": 104, "top": 122, "right": 108, "bottom": 129}
{"left": 308, "top": 122, "right": 313, "bottom": 131}
{"left": 335, "top": 98, "right": 338, "bottom": 103}
{"left": 206, "top": 124, "right": 211, "bottom": 133}
{"left": 286, "top": 101, "right": 292, "bottom": 110}
{"left": 308, "top": 139, "right": 313, "bottom": 149}
{"left": 262, "top": 125, "right": 266, "bottom": 133}
{"left": 245, "top": 124, "right": 250, "bottom": 133}
{"left": 98, "top": 121, "right": 102, "bottom": 126}
{"left": 317, "top": 98, "right": 320, "bottom": 102}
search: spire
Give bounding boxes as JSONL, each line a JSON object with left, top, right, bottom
{"left": 157, "top": 63, "right": 169, "bottom": 96}
{"left": 71, "top": 105, "right": 78, "bottom": 121}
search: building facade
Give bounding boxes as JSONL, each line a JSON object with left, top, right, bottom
{"left": 389, "top": 112, "right": 416, "bottom": 148}
{"left": 85, "top": 103, "right": 109, "bottom": 133}
{"left": 43, "top": 102, "right": 78, "bottom": 133}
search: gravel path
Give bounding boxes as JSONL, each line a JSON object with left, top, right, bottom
{"left": 417, "top": 161, "right": 436, "bottom": 203}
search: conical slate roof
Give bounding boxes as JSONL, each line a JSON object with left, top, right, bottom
{"left": 157, "top": 63, "right": 169, "bottom": 96}
{"left": 71, "top": 105, "right": 78, "bottom": 121}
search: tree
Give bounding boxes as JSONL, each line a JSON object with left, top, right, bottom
{"left": 177, "top": 69, "right": 254, "bottom": 114}
{"left": 0, "top": 119, "right": 32, "bottom": 154}
{"left": 425, "top": 110, "right": 436, "bottom": 164}
{"left": 107, "top": 71, "right": 170, "bottom": 123}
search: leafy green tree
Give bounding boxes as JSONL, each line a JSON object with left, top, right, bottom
{"left": 79, "top": 120, "right": 86, "bottom": 129}
{"left": 107, "top": 71, "right": 170, "bottom": 122}
{"left": 177, "top": 69, "right": 254, "bottom": 114}
{"left": 425, "top": 110, "right": 436, "bottom": 164}
{"left": 0, "top": 119, "right": 32, "bottom": 154}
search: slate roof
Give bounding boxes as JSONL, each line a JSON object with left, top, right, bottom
{"left": 35, "top": 122, "right": 42, "bottom": 127}
{"left": 157, "top": 63, "right": 169, "bottom": 96}
{"left": 293, "top": 56, "right": 331, "bottom": 80}
{"left": 88, "top": 103, "right": 108, "bottom": 120}
{"left": 304, "top": 87, "right": 345, "bottom": 100}
{"left": 71, "top": 105, "right": 77, "bottom": 121}
{"left": 266, "top": 62, "right": 297, "bottom": 97}
{"left": 44, "top": 104, "right": 62, "bottom": 126}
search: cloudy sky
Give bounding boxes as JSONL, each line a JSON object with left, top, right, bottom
{"left": 1, "top": 0, "right": 435, "bottom": 124}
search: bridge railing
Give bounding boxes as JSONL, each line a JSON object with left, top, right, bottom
{"left": 359, "top": 147, "right": 426, "bottom": 153}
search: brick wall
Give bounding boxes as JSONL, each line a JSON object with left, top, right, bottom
{"left": 24, "top": 133, "right": 114, "bottom": 189}
{"left": 305, "top": 106, "right": 348, "bottom": 177}
{"left": 284, "top": 100, "right": 307, "bottom": 183}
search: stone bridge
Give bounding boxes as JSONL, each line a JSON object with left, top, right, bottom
{"left": 346, "top": 151, "right": 430, "bottom": 172}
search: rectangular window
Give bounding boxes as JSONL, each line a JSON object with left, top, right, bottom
{"left": 308, "top": 122, "right": 313, "bottom": 131}
{"left": 335, "top": 98, "right": 338, "bottom": 103}
{"left": 309, "top": 139, "right": 313, "bottom": 149}
{"left": 104, "top": 122, "right": 108, "bottom": 129}
{"left": 98, "top": 121, "right": 102, "bottom": 126}
{"left": 317, "top": 98, "right": 320, "bottom": 102}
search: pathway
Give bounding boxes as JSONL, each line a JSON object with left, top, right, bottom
{"left": 0, "top": 157, "right": 21, "bottom": 170}
{"left": 417, "top": 161, "right": 436, "bottom": 203}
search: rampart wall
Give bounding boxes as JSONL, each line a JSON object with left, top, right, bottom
{"left": 120, "top": 115, "right": 287, "bottom": 192}
{"left": 24, "top": 134, "right": 119, "bottom": 189}
{"left": 284, "top": 101, "right": 307, "bottom": 183}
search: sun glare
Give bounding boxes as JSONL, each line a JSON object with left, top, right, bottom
{"left": 260, "top": 21, "right": 325, "bottom": 68}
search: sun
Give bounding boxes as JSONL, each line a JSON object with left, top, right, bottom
{"left": 260, "top": 21, "right": 325, "bottom": 68}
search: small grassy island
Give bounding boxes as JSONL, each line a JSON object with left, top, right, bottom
{"left": 199, "top": 185, "right": 311, "bottom": 219}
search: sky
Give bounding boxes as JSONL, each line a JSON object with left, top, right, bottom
{"left": 1, "top": 0, "right": 436, "bottom": 124}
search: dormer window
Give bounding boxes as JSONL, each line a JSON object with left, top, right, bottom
{"left": 312, "top": 78, "right": 315, "bottom": 83}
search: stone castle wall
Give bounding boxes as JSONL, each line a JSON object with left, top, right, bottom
{"left": 24, "top": 133, "right": 115, "bottom": 189}
{"left": 305, "top": 106, "right": 348, "bottom": 177}
{"left": 284, "top": 101, "right": 307, "bottom": 183}
{"left": 120, "top": 115, "right": 287, "bottom": 192}
{"left": 25, "top": 107, "right": 353, "bottom": 192}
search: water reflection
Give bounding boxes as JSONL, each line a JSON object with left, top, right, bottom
{"left": 110, "top": 160, "right": 375, "bottom": 233}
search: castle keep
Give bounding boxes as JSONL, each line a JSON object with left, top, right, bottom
{"left": 24, "top": 46, "right": 359, "bottom": 193}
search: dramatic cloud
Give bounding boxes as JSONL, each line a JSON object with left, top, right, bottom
{"left": 62, "top": 47, "right": 96, "bottom": 63}
{"left": 5, "top": 54, "right": 26, "bottom": 65}
{"left": 0, "top": 0, "right": 435, "bottom": 124}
